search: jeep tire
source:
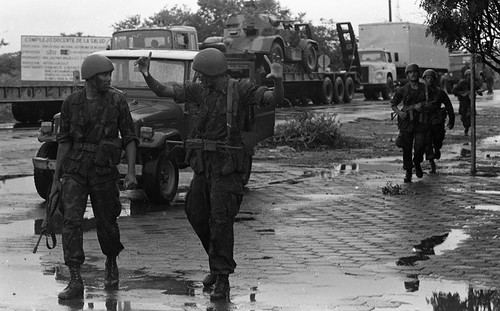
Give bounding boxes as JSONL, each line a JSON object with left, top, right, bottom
{"left": 34, "top": 142, "right": 58, "bottom": 200}
{"left": 143, "top": 153, "right": 179, "bottom": 204}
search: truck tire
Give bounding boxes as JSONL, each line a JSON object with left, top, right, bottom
{"left": 320, "top": 77, "right": 333, "bottom": 104}
{"left": 34, "top": 142, "right": 58, "bottom": 200}
{"left": 332, "top": 77, "right": 345, "bottom": 104}
{"left": 381, "top": 76, "right": 395, "bottom": 100}
{"left": 142, "top": 153, "right": 179, "bottom": 204}
{"left": 363, "top": 89, "right": 379, "bottom": 101}
{"left": 12, "top": 103, "right": 40, "bottom": 124}
{"left": 270, "top": 42, "right": 284, "bottom": 62}
{"left": 302, "top": 43, "right": 318, "bottom": 73}
{"left": 343, "top": 77, "right": 355, "bottom": 103}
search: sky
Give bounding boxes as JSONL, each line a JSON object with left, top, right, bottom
{"left": 0, "top": 0, "right": 427, "bottom": 55}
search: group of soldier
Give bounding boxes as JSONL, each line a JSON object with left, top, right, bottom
{"left": 48, "top": 48, "right": 283, "bottom": 303}
{"left": 390, "top": 61, "right": 485, "bottom": 183}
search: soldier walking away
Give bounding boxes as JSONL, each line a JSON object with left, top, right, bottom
{"left": 452, "top": 69, "right": 482, "bottom": 136}
{"left": 135, "top": 48, "right": 284, "bottom": 300}
{"left": 422, "top": 69, "right": 455, "bottom": 174}
{"left": 391, "top": 63, "right": 428, "bottom": 183}
{"left": 48, "top": 54, "right": 139, "bottom": 300}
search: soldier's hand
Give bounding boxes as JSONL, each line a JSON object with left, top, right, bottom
{"left": 124, "top": 173, "right": 138, "bottom": 190}
{"left": 264, "top": 54, "right": 283, "bottom": 80}
{"left": 134, "top": 51, "right": 152, "bottom": 75}
{"left": 49, "top": 179, "right": 61, "bottom": 202}
{"left": 398, "top": 111, "right": 408, "bottom": 119}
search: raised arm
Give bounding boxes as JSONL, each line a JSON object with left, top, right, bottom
{"left": 135, "top": 51, "right": 176, "bottom": 98}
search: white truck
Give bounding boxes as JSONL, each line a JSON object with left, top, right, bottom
{"left": 357, "top": 22, "right": 450, "bottom": 100}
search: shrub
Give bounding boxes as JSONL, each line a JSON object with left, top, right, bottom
{"left": 267, "top": 111, "right": 344, "bottom": 150}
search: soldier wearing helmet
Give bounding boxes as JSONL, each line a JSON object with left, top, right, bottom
{"left": 49, "top": 53, "right": 139, "bottom": 300}
{"left": 135, "top": 48, "right": 283, "bottom": 300}
{"left": 390, "top": 63, "right": 428, "bottom": 183}
{"left": 422, "top": 69, "right": 455, "bottom": 173}
{"left": 452, "top": 66, "right": 483, "bottom": 135}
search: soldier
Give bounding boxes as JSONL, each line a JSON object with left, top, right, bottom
{"left": 391, "top": 63, "right": 428, "bottom": 183}
{"left": 452, "top": 69, "right": 482, "bottom": 136}
{"left": 422, "top": 69, "right": 455, "bottom": 173}
{"left": 135, "top": 48, "right": 283, "bottom": 300}
{"left": 49, "top": 54, "right": 139, "bottom": 300}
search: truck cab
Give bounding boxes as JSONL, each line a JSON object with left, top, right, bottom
{"left": 111, "top": 26, "right": 199, "bottom": 50}
{"left": 357, "top": 48, "right": 397, "bottom": 100}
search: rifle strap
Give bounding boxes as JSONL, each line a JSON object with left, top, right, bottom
{"left": 226, "top": 79, "right": 239, "bottom": 140}
{"left": 46, "top": 231, "right": 57, "bottom": 249}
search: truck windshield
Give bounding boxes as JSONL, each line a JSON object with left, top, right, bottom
{"left": 110, "top": 58, "right": 188, "bottom": 88}
{"left": 112, "top": 30, "right": 174, "bottom": 49}
{"left": 359, "top": 52, "right": 386, "bottom": 62}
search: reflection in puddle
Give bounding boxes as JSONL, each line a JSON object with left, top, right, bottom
{"left": 467, "top": 205, "right": 500, "bottom": 212}
{"left": 428, "top": 287, "right": 500, "bottom": 310}
{"left": 0, "top": 176, "right": 35, "bottom": 195}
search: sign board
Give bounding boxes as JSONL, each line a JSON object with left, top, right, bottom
{"left": 21, "top": 36, "right": 111, "bottom": 81}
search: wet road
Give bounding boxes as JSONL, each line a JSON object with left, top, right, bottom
{"left": 1, "top": 94, "right": 500, "bottom": 310}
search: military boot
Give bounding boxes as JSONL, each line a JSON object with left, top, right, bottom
{"left": 210, "top": 274, "right": 230, "bottom": 301}
{"left": 404, "top": 169, "right": 412, "bottom": 183}
{"left": 429, "top": 159, "right": 436, "bottom": 174}
{"left": 58, "top": 264, "right": 84, "bottom": 300}
{"left": 415, "top": 163, "right": 423, "bottom": 178}
{"left": 104, "top": 256, "right": 119, "bottom": 289}
{"left": 202, "top": 273, "right": 217, "bottom": 287}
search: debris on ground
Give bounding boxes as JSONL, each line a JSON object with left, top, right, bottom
{"left": 382, "top": 182, "right": 409, "bottom": 195}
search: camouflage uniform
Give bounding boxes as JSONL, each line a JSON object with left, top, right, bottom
{"left": 390, "top": 82, "right": 428, "bottom": 171}
{"left": 452, "top": 77, "right": 482, "bottom": 133}
{"left": 425, "top": 85, "right": 455, "bottom": 159}
{"left": 57, "top": 88, "right": 138, "bottom": 266}
{"left": 173, "top": 78, "right": 270, "bottom": 275}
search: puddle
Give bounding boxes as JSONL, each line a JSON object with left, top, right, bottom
{"left": 467, "top": 205, "right": 500, "bottom": 212}
{"left": 0, "top": 176, "right": 35, "bottom": 195}
{"left": 481, "top": 135, "right": 500, "bottom": 145}
{"left": 433, "top": 229, "right": 469, "bottom": 255}
{"left": 474, "top": 190, "right": 500, "bottom": 195}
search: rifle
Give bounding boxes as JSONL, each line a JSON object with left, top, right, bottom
{"left": 392, "top": 101, "right": 437, "bottom": 121}
{"left": 33, "top": 186, "right": 60, "bottom": 253}
{"left": 167, "top": 139, "right": 243, "bottom": 151}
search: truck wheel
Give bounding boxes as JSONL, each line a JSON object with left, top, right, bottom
{"left": 302, "top": 43, "right": 318, "bottom": 73}
{"left": 270, "top": 42, "right": 284, "bottom": 62}
{"left": 320, "top": 77, "right": 333, "bottom": 104}
{"left": 381, "top": 76, "right": 395, "bottom": 100}
{"left": 143, "top": 153, "right": 179, "bottom": 204}
{"left": 241, "top": 155, "right": 253, "bottom": 186}
{"left": 12, "top": 103, "right": 40, "bottom": 124}
{"left": 343, "top": 77, "right": 355, "bottom": 103}
{"left": 34, "top": 142, "right": 58, "bottom": 200}
{"left": 332, "top": 77, "right": 345, "bottom": 104}
{"left": 363, "top": 89, "right": 378, "bottom": 101}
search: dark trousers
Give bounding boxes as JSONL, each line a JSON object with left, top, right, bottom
{"left": 427, "top": 124, "right": 446, "bottom": 159}
{"left": 60, "top": 176, "right": 123, "bottom": 266}
{"left": 459, "top": 102, "right": 471, "bottom": 130}
{"left": 399, "top": 130, "right": 427, "bottom": 170}
{"left": 185, "top": 171, "right": 243, "bottom": 275}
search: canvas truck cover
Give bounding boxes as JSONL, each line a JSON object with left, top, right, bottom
{"left": 358, "top": 22, "right": 449, "bottom": 70}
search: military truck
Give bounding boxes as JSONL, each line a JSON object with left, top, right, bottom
{"left": 0, "top": 26, "right": 199, "bottom": 124}
{"left": 32, "top": 49, "right": 274, "bottom": 204}
{"left": 200, "top": 3, "right": 359, "bottom": 105}
{"left": 357, "top": 22, "right": 450, "bottom": 100}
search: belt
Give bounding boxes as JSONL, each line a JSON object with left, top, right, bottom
{"left": 73, "top": 142, "right": 99, "bottom": 152}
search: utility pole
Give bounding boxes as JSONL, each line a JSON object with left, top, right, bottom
{"left": 470, "top": 49, "right": 477, "bottom": 175}
{"left": 388, "top": 0, "right": 392, "bottom": 22}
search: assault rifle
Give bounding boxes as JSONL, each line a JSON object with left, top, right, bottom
{"left": 391, "top": 100, "right": 437, "bottom": 121}
{"left": 167, "top": 139, "right": 243, "bottom": 151}
{"left": 33, "top": 186, "right": 59, "bottom": 253}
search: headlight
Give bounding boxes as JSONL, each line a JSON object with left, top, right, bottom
{"left": 140, "top": 127, "right": 154, "bottom": 140}
{"left": 376, "top": 72, "right": 384, "bottom": 80}
{"left": 40, "top": 122, "right": 54, "bottom": 134}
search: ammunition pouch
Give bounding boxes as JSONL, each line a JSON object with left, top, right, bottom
{"left": 221, "top": 149, "right": 246, "bottom": 176}
{"left": 94, "top": 139, "right": 122, "bottom": 167}
{"left": 187, "top": 149, "right": 205, "bottom": 175}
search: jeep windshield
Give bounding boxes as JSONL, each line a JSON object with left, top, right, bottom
{"left": 109, "top": 58, "right": 192, "bottom": 88}
{"left": 359, "top": 51, "right": 386, "bottom": 62}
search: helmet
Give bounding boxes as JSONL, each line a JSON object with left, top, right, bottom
{"left": 464, "top": 69, "right": 472, "bottom": 76}
{"left": 81, "top": 54, "right": 114, "bottom": 80}
{"left": 193, "top": 48, "right": 227, "bottom": 76}
{"left": 422, "top": 69, "right": 437, "bottom": 79}
{"left": 405, "top": 63, "right": 420, "bottom": 74}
